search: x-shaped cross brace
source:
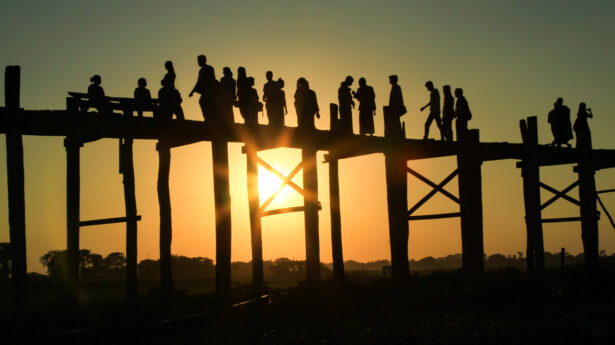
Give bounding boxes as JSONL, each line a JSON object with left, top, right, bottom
{"left": 406, "top": 167, "right": 460, "bottom": 217}
{"left": 540, "top": 180, "right": 580, "bottom": 210}
{"left": 257, "top": 158, "right": 305, "bottom": 212}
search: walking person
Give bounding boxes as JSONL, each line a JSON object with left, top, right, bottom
{"left": 219, "top": 67, "right": 236, "bottom": 126}
{"left": 420, "top": 81, "right": 443, "bottom": 140}
{"left": 454, "top": 88, "right": 472, "bottom": 141}
{"left": 189, "top": 54, "right": 216, "bottom": 121}
{"left": 353, "top": 77, "right": 376, "bottom": 135}
{"left": 441, "top": 85, "right": 455, "bottom": 141}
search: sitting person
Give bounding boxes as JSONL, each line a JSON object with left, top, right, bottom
{"left": 133, "top": 77, "right": 152, "bottom": 117}
{"left": 87, "top": 74, "right": 111, "bottom": 114}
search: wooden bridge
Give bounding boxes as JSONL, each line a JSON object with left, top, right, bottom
{"left": 3, "top": 65, "right": 615, "bottom": 322}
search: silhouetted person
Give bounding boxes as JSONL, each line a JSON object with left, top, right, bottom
{"left": 338, "top": 76, "right": 355, "bottom": 134}
{"left": 548, "top": 97, "right": 572, "bottom": 147}
{"left": 158, "top": 77, "right": 184, "bottom": 121}
{"left": 263, "top": 71, "right": 285, "bottom": 127}
{"left": 164, "top": 61, "right": 176, "bottom": 87}
{"left": 219, "top": 67, "right": 236, "bottom": 126}
{"left": 454, "top": 88, "right": 472, "bottom": 141}
{"left": 278, "top": 78, "right": 288, "bottom": 120}
{"left": 189, "top": 54, "right": 216, "bottom": 121}
{"left": 420, "top": 81, "right": 443, "bottom": 140}
{"left": 235, "top": 66, "right": 250, "bottom": 124}
{"left": 242, "top": 77, "right": 260, "bottom": 126}
{"left": 87, "top": 74, "right": 111, "bottom": 114}
{"left": 573, "top": 102, "right": 593, "bottom": 149}
{"left": 388, "top": 75, "right": 405, "bottom": 117}
{"left": 294, "top": 77, "right": 320, "bottom": 130}
{"left": 133, "top": 77, "right": 152, "bottom": 117}
{"left": 441, "top": 85, "right": 455, "bottom": 141}
{"left": 353, "top": 77, "right": 376, "bottom": 135}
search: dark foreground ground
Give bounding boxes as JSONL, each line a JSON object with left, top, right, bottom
{"left": 2, "top": 263, "right": 615, "bottom": 345}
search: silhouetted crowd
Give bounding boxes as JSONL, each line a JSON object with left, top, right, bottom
{"left": 84, "top": 54, "right": 593, "bottom": 144}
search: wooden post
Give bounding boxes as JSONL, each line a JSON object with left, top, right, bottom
{"left": 383, "top": 106, "right": 410, "bottom": 288}
{"left": 245, "top": 144, "right": 264, "bottom": 292}
{"left": 5, "top": 65, "right": 27, "bottom": 324}
{"left": 328, "top": 156, "right": 345, "bottom": 284}
{"left": 302, "top": 144, "right": 321, "bottom": 286}
{"left": 65, "top": 137, "right": 81, "bottom": 294}
{"left": 576, "top": 128, "right": 599, "bottom": 270}
{"left": 157, "top": 142, "right": 173, "bottom": 292}
{"left": 457, "top": 129, "right": 485, "bottom": 282}
{"left": 520, "top": 117, "right": 545, "bottom": 275}
{"left": 212, "top": 139, "right": 232, "bottom": 302}
{"left": 120, "top": 138, "right": 138, "bottom": 301}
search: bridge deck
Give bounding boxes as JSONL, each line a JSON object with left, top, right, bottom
{"left": 1, "top": 108, "right": 615, "bottom": 167}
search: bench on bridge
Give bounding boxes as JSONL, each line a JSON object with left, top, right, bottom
{"left": 67, "top": 92, "right": 160, "bottom": 117}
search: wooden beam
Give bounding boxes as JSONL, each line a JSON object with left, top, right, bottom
{"left": 328, "top": 156, "right": 345, "bottom": 284}
{"left": 157, "top": 142, "right": 173, "bottom": 292}
{"left": 542, "top": 217, "right": 583, "bottom": 223}
{"left": 65, "top": 137, "right": 81, "bottom": 297}
{"left": 407, "top": 169, "right": 459, "bottom": 217}
{"left": 302, "top": 144, "right": 321, "bottom": 286}
{"left": 261, "top": 205, "right": 322, "bottom": 217}
{"left": 5, "top": 65, "right": 27, "bottom": 327}
{"left": 119, "top": 137, "right": 138, "bottom": 302}
{"left": 79, "top": 215, "right": 141, "bottom": 227}
{"left": 457, "top": 129, "right": 485, "bottom": 282}
{"left": 576, "top": 126, "right": 599, "bottom": 270}
{"left": 539, "top": 181, "right": 580, "bottom": 209}
{"left": 245, "top": 144, "right": 264, "bottom": 293}
{"left": 383, "top": 107, "right": 410, "bottom": 288}
{"left": 212, "top": 139, "right": 232, "bottom": 302}
{"left": 406, "top": 167, "right": 459, "bottom": 204}
{"left": 520, "top": 117, "right": 545, "bottom": 275}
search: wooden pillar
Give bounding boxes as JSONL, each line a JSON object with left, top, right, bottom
{"left": 212, "top": 139, "right": 232, "bottom": 301}
{"left": 245, "top": 144, "right": 264, "bottom": 292}
{"left": 519, "top": 117, "right": 545, "bottom": 275}
{"left": 383, "top": 106, "right": 410, "bottom": 288}
{"left": 328, "top": 156, "right": 345, "bottom": 284}
{"left": 302, "top": 145, "right": 321, "bottom": 285}
{"left": 120, "top": 138, "right": 138, "bottom": 301}
{"left": 5, "top": 65, "right": 27, "bottom": 323}
{"left": 457, "top": 129, "right": 484, "bottom": 282}
{"left": 157, "top": 142, "right": 173, "bottom": 292}
{"left": 65, "top": 137, "right": 81, "bottom": 294}
{"left": 577, "top": 130, "right": 599, "bottom": 270}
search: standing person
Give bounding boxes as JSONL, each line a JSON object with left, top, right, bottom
{"left": 385, "top": 75, "right": 405, "bottom": 137}
{"left": 441, "top": 85, "right": 455, "bottom": 141}
{"left": 573, "top": 102, "right": 593, "bottom": 149}
{"left": 243, "top": 77, "right": 260, "bottom": 127}
{"left": 87, "top": 74, "right": 111, "bottom": 114}
{"left": 338, "top": 76, "right": 355, "bottom": 134}
{"left": 158, "top": 77, "right": 184, "bottom": 121}
{"left": 454, "top": 88, "right": 472, "bottom": 141}
{"left": 189, "top": 54, "right": 216, "bottom": 121}
{"left": 353, "top": 77, "right": 376, "bottom": 135}
{"left": 548, "top": 97, "right": 572, "bottom": 147}
{"left": 235, "top": 67, "right": 250, "bottom": 124}
{"left": 263, "top": 71, "right": 284, "bottom": 127}
{"left": 134, "top": 77, "right": 152, "bottom": 117}
{"left": 294, "top": 77, "right": 320, "bottom": 130}
{"left": 164, "top": 61, "right": 176, "bottom": 87}
{"left": 219, "top": 67, "right": 236, "bottom": 126}
{"left": 420, "top": 81, "right": 443, "bottom": 140}
{"left": 277, "top": 78, "right": 288, "bottom": 124}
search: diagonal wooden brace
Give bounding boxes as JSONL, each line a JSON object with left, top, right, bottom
{"left": 407, "top": 168, "right": 459, "bottom": 216}
{"left": 540, "top": 180, "right": 580, "bottom": 210}
{"left": 259, "top": 159, "right": 304, "bottom": 212}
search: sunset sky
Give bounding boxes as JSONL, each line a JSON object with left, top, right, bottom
{"left": 1, "top": 1, "right": 615, "bottom": 273}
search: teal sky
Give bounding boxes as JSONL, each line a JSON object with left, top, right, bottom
{"left": 1, "top": 1, "right": 615, "bottom": 273}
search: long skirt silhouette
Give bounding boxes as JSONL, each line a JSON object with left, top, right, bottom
{"left": 359, "top": 109, "right": 375, "bottom": 135}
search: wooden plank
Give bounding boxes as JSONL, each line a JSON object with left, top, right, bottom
{"left": 542, "top": 217, "right": 582, "bottom": 223}
{"left": 120, "top": 138, "right": 139, "bottom": 302}
{"left": 408, "top": 212, "right": 461, "bottom": 221}
{"left": 79, "top": 215, "right": 141, "bottom": 227}
{"left": 5, "top": 65, "right": 27, "bottom": 327}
